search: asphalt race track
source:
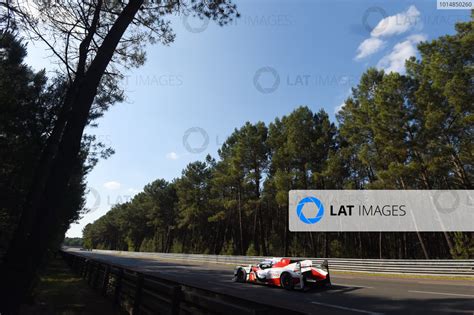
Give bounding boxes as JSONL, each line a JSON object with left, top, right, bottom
{"left": 69, "top": 249, "right": 474, "bottom": 315}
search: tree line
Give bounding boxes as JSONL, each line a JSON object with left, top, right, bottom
{"left": 62, "top": 237, "right": 84, "bottom": 247}
{"left": 83, "top": 15, "right": 473, "bottom": 260}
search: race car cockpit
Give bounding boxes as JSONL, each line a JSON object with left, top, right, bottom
{"left": 258, "top": 260, "right": 273, "bottom": 269}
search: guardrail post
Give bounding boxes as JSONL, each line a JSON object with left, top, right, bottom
{"left": 92, "top": 263, "right": 101, "bottom": 289}
{"left": 132, "top": 273, "right": 144, "bottom": 315}
{"left": 114, "top": 268, "right": 124, "bottom": 305}
{"left": 82, "top": 259, "right": 88, "bottom": 278}
{"left": 86, "top": 261, "right": 92, "bottom": 284}
{"left": 70, "top": 254, "right": 76, "bottom": 270}
{"left": 102, "top": 265, "right": 111, "bottom": 296}
{"left": 81, "top": 258, "right": 86, "bottom": 276}
{"left": 88, "top": 261, "right": 94, "bottom": 284}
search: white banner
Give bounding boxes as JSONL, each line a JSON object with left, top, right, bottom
{"left": 289, "top": 190, "right": 474, "bottom": 232}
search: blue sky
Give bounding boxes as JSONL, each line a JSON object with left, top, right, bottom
{"left": 24, "top": 0, "right": 471, "bottom": 237}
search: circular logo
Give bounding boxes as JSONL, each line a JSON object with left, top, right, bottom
{"left": 182, "top": 14, "right": 209, "bottom": 33}
{"left": 253, "top": 66, "right": 280, "bottom": 94}
{"left": 362, "top": 6, "right": 388, "bottom": 35}
{"left": 183, "top": 127, "right": 209, "bottom": 153}
{"left": 87, "top": 187, "right": 101, "bottom": 213}
{"left": 297, "top": 196, "right": 324, "bottom": 224}
{"left": 433, "top": 190, "right": 460, "bottom": 214}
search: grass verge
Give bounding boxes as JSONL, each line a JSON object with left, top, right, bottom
{"left": 20, "top": 255, "right": 125, "bottom": 314}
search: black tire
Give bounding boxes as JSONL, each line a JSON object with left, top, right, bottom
{"left": 280, "top": 272, "right": 294, "bottom": 290}
{"left": 236, "top": 268, "right": 247, "bottom": 283}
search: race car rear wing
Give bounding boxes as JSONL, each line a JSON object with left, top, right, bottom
{"left": 320, "top": 259, "right": 329, "bottom": 272}
{"left": 290, "top": 259, "right": 329, "bottom": 271}
{"left": 319, "top": 259, "right": 331, "bottom": 285}
{"left": 298, "top": 259, "right": 313, "bottom": 268}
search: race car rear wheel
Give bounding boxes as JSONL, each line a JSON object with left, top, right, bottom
{"left": 236, "top": 268, "right": 247, "bottom": 283}
{"left": 280, "top": 272, "right": 294, "bottom": 290}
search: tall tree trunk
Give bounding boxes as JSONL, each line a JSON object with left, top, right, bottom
{"left": 309, "top": 232, "right": 316, "bottom": 256}
{"left": 258, "top": 206, "right": 267, "bottom": 256}
{"left": 2, "top": 0, "right": 104, "bottom": 268}
{"left": 237, "top": 187, "right": 244, "bottom": 255}
{"left": 324, "top": 233, "right": 329, "bottom": 257}
{"left": 0, "top": 2, "right": 144, "bottom": 311}
{"left": 182, "top": 229, "right": 187, "bottom": 253}
{"left": 252, "top": 208, "right": 260, "bottom": 254}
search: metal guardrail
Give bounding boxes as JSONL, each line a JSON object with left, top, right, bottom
{"left": 60, "top": 250, "right": 304, "bottom": 315}
{"left": 84, "top": 249, "right": 474, "bottom": 276}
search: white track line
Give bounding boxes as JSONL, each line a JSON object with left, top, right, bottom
{"left": 311, "top": 301, "right": 383, "bottom": 314}
{"left": 408, "top": 290, "right": 474, "bottom": 298}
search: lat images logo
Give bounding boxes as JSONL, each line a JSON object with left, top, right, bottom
{"left": 296, "top": 196, "right": 324, "bottom": 224}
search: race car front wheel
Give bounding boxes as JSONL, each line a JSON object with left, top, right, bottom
{"left": 236, "top": 268, "right": 247, "bottom": 283}
{"left": 280, "top": 272, "right": 294, "bottom": 290}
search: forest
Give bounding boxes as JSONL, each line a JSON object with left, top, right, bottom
{"left": 62, "top": 237, "right": 84, "bottom": 247}
{"left": 82, "top": 16, "right": 473, "bottom": 259}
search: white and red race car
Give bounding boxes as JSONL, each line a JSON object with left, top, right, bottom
{"left": 233, "top": 257, "right": 331, "bottom": 290}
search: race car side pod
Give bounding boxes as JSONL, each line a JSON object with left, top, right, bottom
{"left": 321, "top": 259, "right": 331, "bottom": 285}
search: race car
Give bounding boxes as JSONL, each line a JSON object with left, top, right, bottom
{"left": 233, "top": 257, "right": 330, "bottom": 290}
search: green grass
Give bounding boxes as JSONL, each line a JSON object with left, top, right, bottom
{"left": 20, "top": 255, "right": 126, "bottom": 314}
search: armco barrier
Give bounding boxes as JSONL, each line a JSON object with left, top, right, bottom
{"left": 60, "top": 250, "right": 304, "bottom": 315}
{"left": 78, "top": 249, "right": 474, "bottom": 276}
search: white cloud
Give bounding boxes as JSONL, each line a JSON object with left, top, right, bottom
{"left": 355, "top": 37, "right": 386, "bottom": 60}
{"left": 371, "top": 5, "right": 421, "bottom": 38}
{"left": 377, "top": 34, "right": 427, "bottom": 73}
{"left": 355, "top": 6, "right": 422, "bottom": 60}
{"left": 104, "top": 181, "right": 121, "bottom": 190}
{"left": 166, "top": 152, "right": 179, "bottom": 160}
